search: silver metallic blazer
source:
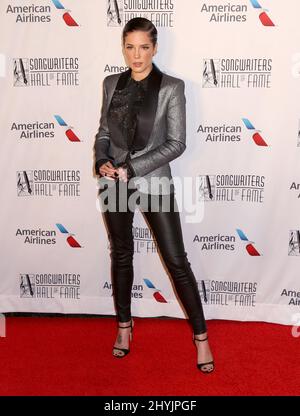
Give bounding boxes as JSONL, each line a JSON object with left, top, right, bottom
{"left": 94, "top": 62, "right": 186, "bottom": 194}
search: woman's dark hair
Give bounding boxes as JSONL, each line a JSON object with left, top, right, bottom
{"left": 122, "top": 18, "right": 157, "bottom": 46}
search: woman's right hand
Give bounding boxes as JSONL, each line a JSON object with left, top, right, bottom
{"left": 99, "top": 161, "right": 118, "bottom": 180}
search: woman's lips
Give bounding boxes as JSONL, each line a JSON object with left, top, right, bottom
{"left": 133, "top": 63, "right": 142, "bottom": 67}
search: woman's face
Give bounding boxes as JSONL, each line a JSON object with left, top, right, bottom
{"left": 123, "top": 30, "right": 157, "bottom": 80}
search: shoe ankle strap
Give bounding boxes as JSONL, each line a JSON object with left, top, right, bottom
{"left": 194, "top": 336, "right": 208, "bottom": 342}
{"left": 118, "top": 323, "right": 132, "bottom": 329}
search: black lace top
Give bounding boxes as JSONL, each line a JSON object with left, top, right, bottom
{"left": 108, "top": 71, "right": 150, "bottom": 150}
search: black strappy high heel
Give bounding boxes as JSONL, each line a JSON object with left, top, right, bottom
{"left": 193, "top": 335, "right": 214, "bottom": 373}
{"left": 112, "top": 319, "right": 134, "bottom": 358}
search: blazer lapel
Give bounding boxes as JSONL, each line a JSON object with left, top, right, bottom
{"left": 106, "top": 62, "right": 163, "bottom": 151}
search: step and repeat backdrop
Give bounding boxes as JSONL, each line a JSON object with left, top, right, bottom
{"left": 1, "top": 1, "right": 299, "bottom": 326}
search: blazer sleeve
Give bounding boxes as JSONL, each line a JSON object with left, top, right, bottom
{"left": 127, "top": 80, "right": 186, "bottom": 178}
{"left": 93, "top": 77, "right": 112, "bottom": 174}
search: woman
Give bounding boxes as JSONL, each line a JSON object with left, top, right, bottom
{"left": 94, "top": 17, "right": 214, "bottom": 373}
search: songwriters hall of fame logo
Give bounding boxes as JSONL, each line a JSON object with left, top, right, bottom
{"left": 106, "top": 0, "right": 175, "bottom": 27}
{"left": 104, "top": 225, "right": 158, "bottom": 254}
{"left": 198, "top": 174, "right": 265, "bottom": 203}
{"left": 13, "top": 58, "right": 29, "bottom": 86}
{"left": 203, "top": 59, "right": 220, "bottom": 88}
{"left": 17, "top": 171, "right": 33, "bottom": 196}
{"left": 202, "top": 58, "right": 272, "bottom": 88}
{"left": 198, "top": 279, "right": 257, "bottom": 306}
{"left": 288, "top": 230, "right": 300, "bottom": 256}
{"left": 107, "top": 0, "right": 123, "bottom": 26}
{"left": 198, "top": 279, "right": 210, "bottom": 304}
{"left": 132, "top": 226, "right": 158, "bottom": 254}
{"left": 16, "top": 170, "right": 80, "bottom": 197}
{"left": 20, "top": 273, "right": 81, "bottom": 299}
{"left": 20, "top": 274, "right": 35, "bottom": 298}
{"left": 13, "top": 57, "right": 79, "bottom": 87}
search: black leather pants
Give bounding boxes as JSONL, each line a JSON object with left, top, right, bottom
{"left": 99, "top": 180, "right": 207, "bottom": 335}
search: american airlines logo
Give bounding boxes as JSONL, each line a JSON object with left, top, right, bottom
{"left": 51, "top": 0, "right": 79, "bottom": 26}
{"left": 236, "top": 228, "right": 261, "bottom": 256}
{"left": 143, "top": 279, "right": 168, "bottom": 303}
{"left": 249, "top": 0, "right": 275, "bottom": 27}
{"left": 242, "top": 118, "right": 268, "bottom": 146}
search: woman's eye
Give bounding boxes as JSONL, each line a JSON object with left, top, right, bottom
{"left": 125, "top": 46, "right": 149, "bottom": 50}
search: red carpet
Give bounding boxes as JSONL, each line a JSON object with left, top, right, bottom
{"left": 0, "top": 317, "right": 299, "bottom": 396}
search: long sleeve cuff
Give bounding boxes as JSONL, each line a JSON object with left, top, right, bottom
{"left": 124, "top": 153, "right": 136, "bottom": 179}
{"left": 95, "top": 158, "right": 110, "bottom": 176}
